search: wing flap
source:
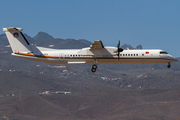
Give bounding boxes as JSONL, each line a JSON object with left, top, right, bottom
{"left": 68, "top": 61, "right": 86, "bottom": 64}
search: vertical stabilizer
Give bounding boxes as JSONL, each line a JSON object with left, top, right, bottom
{"left": 3, "top": 27, "right": 33, "bottom": 53}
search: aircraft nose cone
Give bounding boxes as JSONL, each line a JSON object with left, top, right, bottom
{"left": 171, "top": 57, "right": 178, "bottom": 62}
{"left": 167, "top": 55, "right": 178, "bottom": 62}
{"left": 174, "top": 58, "right": 178, "bottom": 62}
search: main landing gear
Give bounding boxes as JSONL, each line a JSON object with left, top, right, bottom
{"left": 167, "top": 63, "right": 171, "bottom": 68}
{"left": 91, "top": 64, "right": 97, "bottom": 72}
{"left": 91, "top": 58, "right": 98, "bottom": 73}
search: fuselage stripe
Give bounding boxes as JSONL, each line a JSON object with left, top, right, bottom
{"left": 15, "top": 52, "right": 174, "bottom": 61}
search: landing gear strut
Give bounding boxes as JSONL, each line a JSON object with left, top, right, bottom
{"left": 91, "top": 58, "right": 98, "bottom": 72}
{"left": 167, "top": 63, "right": 171, "bottom": 68}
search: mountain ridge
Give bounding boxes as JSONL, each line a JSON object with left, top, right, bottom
{"left": 0, "top": 31, "right": 180, "bottom": 120}
{"left": 0, "top": 32, "right": 142, "bottom": 49}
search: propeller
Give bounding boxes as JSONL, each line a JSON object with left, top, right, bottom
{"left": 117, "top": 39, "right": 123, "bottom": 60}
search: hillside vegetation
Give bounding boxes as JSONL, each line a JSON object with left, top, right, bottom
{"left": 0, "top": 32, "right": 180, "bottom": 120}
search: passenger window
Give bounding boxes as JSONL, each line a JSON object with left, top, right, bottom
{"left": 142, "top": 54, "right": 144, "bottom": 56}
{"left": 136, "top": 54, "right": 138, "bottom": 56}
{"left": 128, "top": 54, "right": 130, "bottom": 56}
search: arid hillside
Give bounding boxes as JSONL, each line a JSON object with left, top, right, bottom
{"left": 1, "top": 87, "right": 180, "bottom": 120}
{"left": 0, "top": 32, "right": 180, "bottom": 120}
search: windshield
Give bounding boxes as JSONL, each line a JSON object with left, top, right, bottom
{"left": 160, "top": 51, "right": 168, "bottom": 54}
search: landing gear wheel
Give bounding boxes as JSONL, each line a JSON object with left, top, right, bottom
{"left": 91, "top": 64, "right": 97, "bottom": 72}
{"left": 91, "top": 68, "right": 96, "bottom": 72}
{"left": 92, "top": 64, "right": 97, "bottom": 69}
{"left": 91, "top": 58, "right": 98, "bottom": 72}
{"left": 167, "top": 63, "right": 171, "bottom": 68}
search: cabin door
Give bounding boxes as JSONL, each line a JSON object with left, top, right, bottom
{"left": 59, "top": 53, "right": 64, "bottom": 61}
{"left": 141, "top": 52, "right": 145, "bottom": 61}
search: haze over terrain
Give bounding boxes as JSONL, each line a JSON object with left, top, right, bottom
{"left": 0, "top": 32, "right": 180, "bottom": 120}
{"left": 0, "top": 1, "right": 180, "bottom": 57}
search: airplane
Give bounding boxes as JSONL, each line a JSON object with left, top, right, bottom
{"left": 3, "top": 27, "right": 178, "bottom": 72}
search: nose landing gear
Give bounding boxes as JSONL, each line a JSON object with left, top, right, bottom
{"left": 167, "top": 63, "right": 171, "bottom": 68}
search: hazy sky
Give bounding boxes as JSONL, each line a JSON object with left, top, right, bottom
{"left": 0, "top": 0, "right": 179, "bottom": 57}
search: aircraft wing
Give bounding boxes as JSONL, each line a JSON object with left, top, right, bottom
{"left": 90, "top": 40, "right": 104, "bottom": 50}
{"left": 78, "top": 40, "right": 116, "bottom": 56}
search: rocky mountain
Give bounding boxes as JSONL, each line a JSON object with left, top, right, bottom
{"left": 136, "top": 44, "right": 143, "bottom": 49}
{"left": 0, "top": 32, "right": 142, "bottom": 49}
{"left": 1, "top": 87, "right": 180, "bottom": 120}
{"left": 33, "top": 32, "right": 54, "bottom": 41}
{"left": 0, "top": 34, "right": 9, "bottom": 45}
{"left": 121, "top": 44, "right": 142, "bottom": 50}
{"left": 0, "top": 31, "right": 179, "bottom": 120}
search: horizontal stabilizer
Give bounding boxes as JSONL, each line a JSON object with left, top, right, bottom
{"left": 3, "top": 28, "right": 23, "bottom": 32}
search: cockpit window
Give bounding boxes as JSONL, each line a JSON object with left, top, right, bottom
{"left": 160, "top": 51, "right": 168, "bottom": 54}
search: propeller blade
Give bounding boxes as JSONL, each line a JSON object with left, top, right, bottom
{"left": 116, "top": 39, "right": 123, "bottom": 60}
{"left": 117, "top": 39, "right": 120, "bottom": 48}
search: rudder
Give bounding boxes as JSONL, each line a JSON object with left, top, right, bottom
{"left": 3, "top": 27, "right": 33, "bottom": 53}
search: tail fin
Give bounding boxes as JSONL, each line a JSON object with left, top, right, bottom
{"left": 3, "top": 27, "right": 33, "bottom": 53}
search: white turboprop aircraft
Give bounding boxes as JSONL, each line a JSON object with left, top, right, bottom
{"left": 3, "top": 27, "right": 178, "bottom": 72}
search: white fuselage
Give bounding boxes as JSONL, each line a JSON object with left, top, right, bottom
{"left": 3, "top": 27, "right": 178, "bottom": 72}
{"left": 11, "top": 46, "right": 178, "bottom": 65}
